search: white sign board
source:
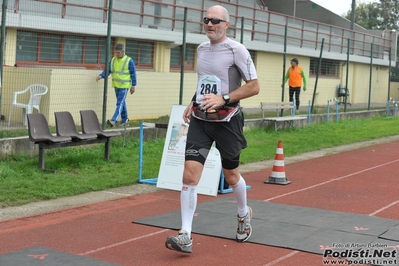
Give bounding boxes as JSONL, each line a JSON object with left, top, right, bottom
{"left": 156, "top": 105, "right": 222, "bottom": 196}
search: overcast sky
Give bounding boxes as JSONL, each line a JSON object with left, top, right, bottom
{"left": 311, "top": 0, "right": 377, "bottom": 16}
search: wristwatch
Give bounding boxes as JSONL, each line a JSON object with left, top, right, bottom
{"left": 222, "top": 94, "right": 230, "bottom": 104}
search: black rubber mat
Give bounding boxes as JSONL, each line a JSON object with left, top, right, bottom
{"left": 134, "top": 197, "right": 399, "bottom": 255}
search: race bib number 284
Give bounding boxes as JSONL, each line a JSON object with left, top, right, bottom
{"left": 201, "top": 83, "right": 217, "bottom": 94}
{"left": 196, "top": 75, "right": 221, "bottom": 103}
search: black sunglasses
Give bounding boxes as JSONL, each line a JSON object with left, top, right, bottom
{"left": 203, "top": 17, "right": 227, "bottom": 25}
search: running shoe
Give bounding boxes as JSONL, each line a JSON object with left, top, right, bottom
{"left": 120, "top": 119, "right": 129, "bottom": 127}
{"left": 165, "top": 230, "right": 193, "bottom": 253}
{"left": 107, "top": 120, "right": 116, "bottom": 127}
{"left": 236, "top": 206, "right": 252, "bottom": 242}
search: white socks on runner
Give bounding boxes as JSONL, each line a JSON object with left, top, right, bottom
{"left": 180, "top": 176, "right": 247, "bottom": 237}
{"left": 180, "top": 184, "right": 198, "bottom": 238}
{"left": 232, "top": 175, "right": 248, "bottom": 217}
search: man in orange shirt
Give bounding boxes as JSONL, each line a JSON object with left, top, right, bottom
{"left": 283, "top": 58, "right": 307, "bottom": 110}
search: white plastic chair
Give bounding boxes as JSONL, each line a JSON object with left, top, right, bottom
{"left": 8, "top": 84, "right": 49, "bottom": 127}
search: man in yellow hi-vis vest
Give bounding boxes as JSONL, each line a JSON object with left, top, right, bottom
{"left": 96, "top": 43, "right": 137, "bottom": 127}
{"left": 282, "top": 58, "right": 307, "bottom": 110}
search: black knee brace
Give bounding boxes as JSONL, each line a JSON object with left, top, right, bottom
{"left": 184, "top": 142, "right": 209, "bottom": 165}
{"left": 222, "top": 155, "right": 240, "bottom": 170}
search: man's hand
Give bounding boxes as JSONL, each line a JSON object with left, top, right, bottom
{"left": 96, "top": 75, "right": 101, "bottom": 82}
{"left": 199, "top": 94, "right": 225, "bottom": 111}
{"left": 130, "top": 86, "right": 135, "bottom": 94}
{"left": 183, "top": 102, "right": 194, "bottom": 123}
{"left": 303, "top": 87, "right": 307, "bottom": 92}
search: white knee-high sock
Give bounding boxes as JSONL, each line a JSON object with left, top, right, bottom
{"left": 232, "top": 176, "right": 248, "bottom": 217}
{"left": 180, "top": 184, "right": 197, "bottom": 238}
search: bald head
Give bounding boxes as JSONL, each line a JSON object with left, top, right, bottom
{"left": 207, "top": 5, "right": 229, "bottom": 22}
{"left": 205, "top": 5, "right": 230, "bottom": 43}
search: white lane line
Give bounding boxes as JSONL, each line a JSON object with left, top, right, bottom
{"left": 264, "top": 159, "right": 399, "bottom": 202}
{"left": 263, "top": 251, "right": 300, "bottom": 266}
{"left": 369, "top": 200, "right": 399, "bottom": 216}
{"left": 79, "top": 229, "right": 169, "bottom": 255}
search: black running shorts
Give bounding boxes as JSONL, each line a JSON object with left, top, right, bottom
{"left": 185, "top": 111, "right": 247, "bottom": 161}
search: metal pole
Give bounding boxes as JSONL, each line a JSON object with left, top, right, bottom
{"left": 102, "top": 0, "right": 113, "bottom": 129}
{"left": 347, "top": 0, "right": 355, "bottom": 112}
{"left": 388, "top": 48, "right": 392, "bottom": 101}
{"left": 350, "top": 0, "right": 355, "bottom": 31}
{"left": 0, "top": 0, "right": 8, "bottom": 119}
{"left": 138, "top": 121, "right": 143, "bottom": 182}
{"left": 179, "top": 7, "right": 187, "bottom": 105}
{"left": 344, "top": 38, "right": 350, "bottom": 112}
{"left": 368, "top": 43, "right": 373, "bottom": 110}
{"left": 386, "top": 98, "right": 391, "bottom": 116}
{"left": 280, "top": 25, "right": 288, "bottom": 116}
{"left": 240, "top": 16, "right": 244, "bottom": 44}
{"left": 335, "top": 100, "right": 339, "bottom": 122}
{"left": 326, "top": 100, "right": 330, "bottom": 123}
{"left": 311, "top": 38, "right": 324, "bottom": 112}
{"left": 293, "top": 0, "right": 296, "bottom": 17}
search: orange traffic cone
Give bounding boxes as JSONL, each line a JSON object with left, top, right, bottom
{"left": 264, "top": 141, "right": 291, "bottom": 185}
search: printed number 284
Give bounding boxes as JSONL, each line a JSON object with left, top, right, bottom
{"left": 200, "top": 84, "right": 217, "bottom": 94}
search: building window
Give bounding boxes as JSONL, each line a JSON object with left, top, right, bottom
{"left": 16, "top": 32, "right": 38, "bottom": 62}
{"left": 63, "top": 35, "right": 83, "bottom": 63}
{"left": 170, "top": 44, "right": 196, "bottom": 71}
{"left": 125, "top": 40, "right": 154, "bottom": 69}
{"left": 41, "top": 35, "right": 61, "bottom": 62}
{"left": 16, "top": 31, "right": 107, "bottom": 69}
{"left": 85, "top": 37, "right": 106, "bottom": 64}
{"left": 310, "top": 58, "right": 339, "bottom": 77}
{"left": 391, "top": 67, "right": 399, "bottom": 82}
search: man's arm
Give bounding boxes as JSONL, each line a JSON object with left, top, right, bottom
{"left": 224, "top": 47, "right": 259, "bottom": 103}
{"left": 226, "top": 79, "right": 260, "bottom": 103}
{"left": 301, "top": 70, "right": 307, "bottom": 89}
{"left": 183, "top": 101, "right": 194, "bottom": 124}
{"left": 96, "top": 61, "right": 111, "bottom": 81}
{"left": 129, "top": 59, "right": 137, "bottom": 87}
{"left": 284, "top": 70, "right": 289, "bottom": 84}
{"left": 199, "top": 79, "right": 260, "bottom": 111}
{"left": 281, "top": 70, "right": 289, "bottom": 88}
{"left": 128, "top": 59, "right": 137, "bottom": 94}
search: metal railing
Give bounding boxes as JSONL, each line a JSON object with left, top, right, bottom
{"left": 5, "top": 0, "right": 392, "bottom": 60}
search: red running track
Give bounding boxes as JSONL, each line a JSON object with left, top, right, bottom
{"left": 1, "top": 141, "right": 399, "bottom": 266}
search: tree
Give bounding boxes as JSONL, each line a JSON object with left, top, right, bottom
{"left": 379, "top": 0, "right": 399, "bottom": 30}
{"left": 343, "top": 1, "right": 399, "bottom": 30}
